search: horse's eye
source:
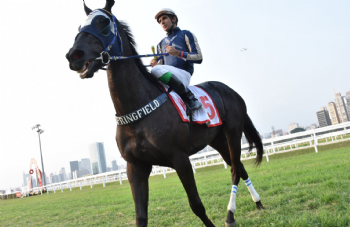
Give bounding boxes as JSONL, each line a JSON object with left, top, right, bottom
{"left": 98, "top": 18, "right": 111, "bottom": 36}
{"left": 99, "top": 23, "right": 111, "bottom": 36}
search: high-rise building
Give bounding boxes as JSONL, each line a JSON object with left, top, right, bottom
{"left": 70, "top": 161, "right": 79, "bottom": 178}
{"left": 271, "top": 129, "right": 283, "bottom": 138}
{"left": 118, "top": 164, "right": 126, "bottom": 170}
{"left": 52, "top": 175, "right": 59, "bottom": 183}
{"left": 40, "top": 172, "right": 49, "bottom": 186}
{"left": 262, "top": 132, "right": 272, "bottom": 139}
{"left": 23, "top": 172, "right": 30, "bottom": 187}
{"left": 334, "top": 93, "right": 349, "bottom": 123}
{"left": 49, "top": 173, "right": 53, "bottom": 184}
{"left": 328, "top": 102, "right": 340, "bottom": 125}
{"left": 346, "top": 91, "right": 350, "bottom": 120}
{"left": 72, "top": 170, "right": 78, "bottom": 179}
{"left": 288, "top": 123, "right": 299, "bottom": 133}
{"left": 59, "top": 168, "right": 66, "bottom": 182}
{"left": 78, "top": 169, "right": 90, "bottom": 178}
{"left": 89, "top": 142, "right": 107, "bottom": 175}
{"left": 274, "top": 129, "right": 283, "bottom": 137}
{"left": 316, "top": 107, "right": 331, "bottom": 127}
{"left": 112, "top": 160, "right": 118, "bottom": 171}
{"left": 78, "top": 161, "right": 82, "bottom": 171}
{"left": 72, "top": 169, "right": 90, "bottom": 179}
{"left": 32, "top": 178, "right": 37, "bottom": 188}
{"left": 81, "top": 158, "right": 92, "bottom": 174}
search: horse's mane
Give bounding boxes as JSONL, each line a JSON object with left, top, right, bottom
{"left": 119, "top": 21, "right": 158, "bottom": 84}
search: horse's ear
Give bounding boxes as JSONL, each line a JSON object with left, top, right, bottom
{"left": 104, "top": 0, "right": 115, "bottom": 13}
{"left": 83, "top": 0, "right": 92, "bottom": 16}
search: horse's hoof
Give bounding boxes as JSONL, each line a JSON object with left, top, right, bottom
{"left": 256, "top": 201, "right": 265, "bottom": 210}
{"left": 225, "top": 221, "right": 237, "bottom": 227}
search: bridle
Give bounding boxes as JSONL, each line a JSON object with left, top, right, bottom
{"left": 94, "top": 9, "right": 169, "bottom": 66}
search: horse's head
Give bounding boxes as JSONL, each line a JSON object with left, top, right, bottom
{"left": 66, "top": 0, "right": 120, "bottom": 79}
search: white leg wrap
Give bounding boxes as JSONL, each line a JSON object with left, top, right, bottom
{"left": 227, "top": 185, "right": 237, "bottom": 213}
{"left": 244, "top": 178, "right": 260, "bottom": 202}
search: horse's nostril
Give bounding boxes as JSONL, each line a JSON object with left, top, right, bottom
{"left": 70, "top": 50, "right": 85, "bottom": 60}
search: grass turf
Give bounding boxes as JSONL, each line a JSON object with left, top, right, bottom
{"left": 1, "top": 141, "right": 349, "bottom": 226}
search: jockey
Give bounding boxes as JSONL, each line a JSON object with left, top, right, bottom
{"left": 150, "top": 8, "right": 203, "bottom": 111}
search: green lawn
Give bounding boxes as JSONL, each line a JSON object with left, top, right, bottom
{"left": 1, "top": 141, "right": 350, "bottom": 226}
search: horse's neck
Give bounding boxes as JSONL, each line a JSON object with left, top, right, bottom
{"left": 107, "top": 61, "right": 159, "bottom": 116}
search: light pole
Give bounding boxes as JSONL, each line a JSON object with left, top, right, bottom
{"left": 32, "top": 124, "right": 46, "bottom": 187}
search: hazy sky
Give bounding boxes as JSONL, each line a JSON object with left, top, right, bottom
{"left": 0, "top": 0, "right": 349, "bottom": 189}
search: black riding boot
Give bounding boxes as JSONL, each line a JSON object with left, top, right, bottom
{"left": 168, "top": 75, "right": 202, "bottom": 111}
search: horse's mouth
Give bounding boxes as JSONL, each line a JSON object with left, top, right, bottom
{"left": 77, "top": 61, "right": 91, "bottom": 79}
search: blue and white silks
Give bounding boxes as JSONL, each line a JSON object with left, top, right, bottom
{"left": 156, "top": 27, "right": 203, "bottom": 75}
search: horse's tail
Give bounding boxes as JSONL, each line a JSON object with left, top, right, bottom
{"left": 243, "top": 114, "right": 263, "bottom": 165}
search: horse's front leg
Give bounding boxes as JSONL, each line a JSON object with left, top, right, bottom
{"left": 127, "top": 162, "right": 152, "bottom": 227}
{"left": 173, "top": 154, "right": 215, "bottom": 227}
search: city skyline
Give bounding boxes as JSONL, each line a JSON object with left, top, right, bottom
{"left": 21, "top": 150, "right": 125, "bottom": 187}
{"left": 18, "top": 87, "right": 349, "bottom": 189}
{"left": 20, "top": 88, "right": 349, "bottom": 188}
{"left": 316, "top": 90, "right": 350, "bottom": 128}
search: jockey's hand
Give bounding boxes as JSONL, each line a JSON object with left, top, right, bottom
{"left": 165, "top": 45, "right": 180, "bottom": 56}
{"left": 150, "top": 59, "right": 158, "bottom": 67}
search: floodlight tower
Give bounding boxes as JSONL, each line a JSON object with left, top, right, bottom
{"left": 32, "top": 124, "right": 46, "bottom": 187}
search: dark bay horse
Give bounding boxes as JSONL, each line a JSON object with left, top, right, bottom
{"left": 66, "top": 1, "right": 264, "bottom": 226}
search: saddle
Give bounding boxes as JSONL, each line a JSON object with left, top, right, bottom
{"left": 160, "top": 83, "right": 222, "bottom": 127}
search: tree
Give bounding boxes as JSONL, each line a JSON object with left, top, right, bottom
{"left": 290, "top": 127, "right": 305, "bottom": 134}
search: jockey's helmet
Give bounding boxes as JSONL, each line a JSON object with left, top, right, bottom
{"left": 155, "top": 8, "right": 178, "bottom": 24}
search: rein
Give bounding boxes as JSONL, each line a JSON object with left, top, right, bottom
{"left": 96, "top": 51, "right": 168, "bottom": 65}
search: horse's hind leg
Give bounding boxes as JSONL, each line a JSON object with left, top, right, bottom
{"left": 222, "top": 129, "right": 243, "bottom": 227}
{"left": 173, "top": 154, "right": 215, "bottom": 227}
{"left": 239, "top": 163, "right": 264, "bottom": 210}
{"left": 209, "top": 130, "right": 232, "bottom": 166}
{"left": 127, "top": 162, "right": 152, "bottom": 227}
{"left": 210, "top": 131, "right": 264, "bottom": 222}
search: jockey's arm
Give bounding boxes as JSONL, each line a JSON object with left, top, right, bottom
{"left": 179, "top": 31, "right": 203, "bottom": 64}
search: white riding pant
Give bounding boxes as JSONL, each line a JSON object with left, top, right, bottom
{"left": 151, "top": 65, "right": 191, "bottom": 87}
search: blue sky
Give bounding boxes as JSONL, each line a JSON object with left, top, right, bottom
{"left": 0, "top": 0, "right": 349, "bottom": 189}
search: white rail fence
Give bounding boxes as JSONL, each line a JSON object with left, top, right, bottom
{"left": 2, "top": 122, "right": 350, "bottom": 199}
